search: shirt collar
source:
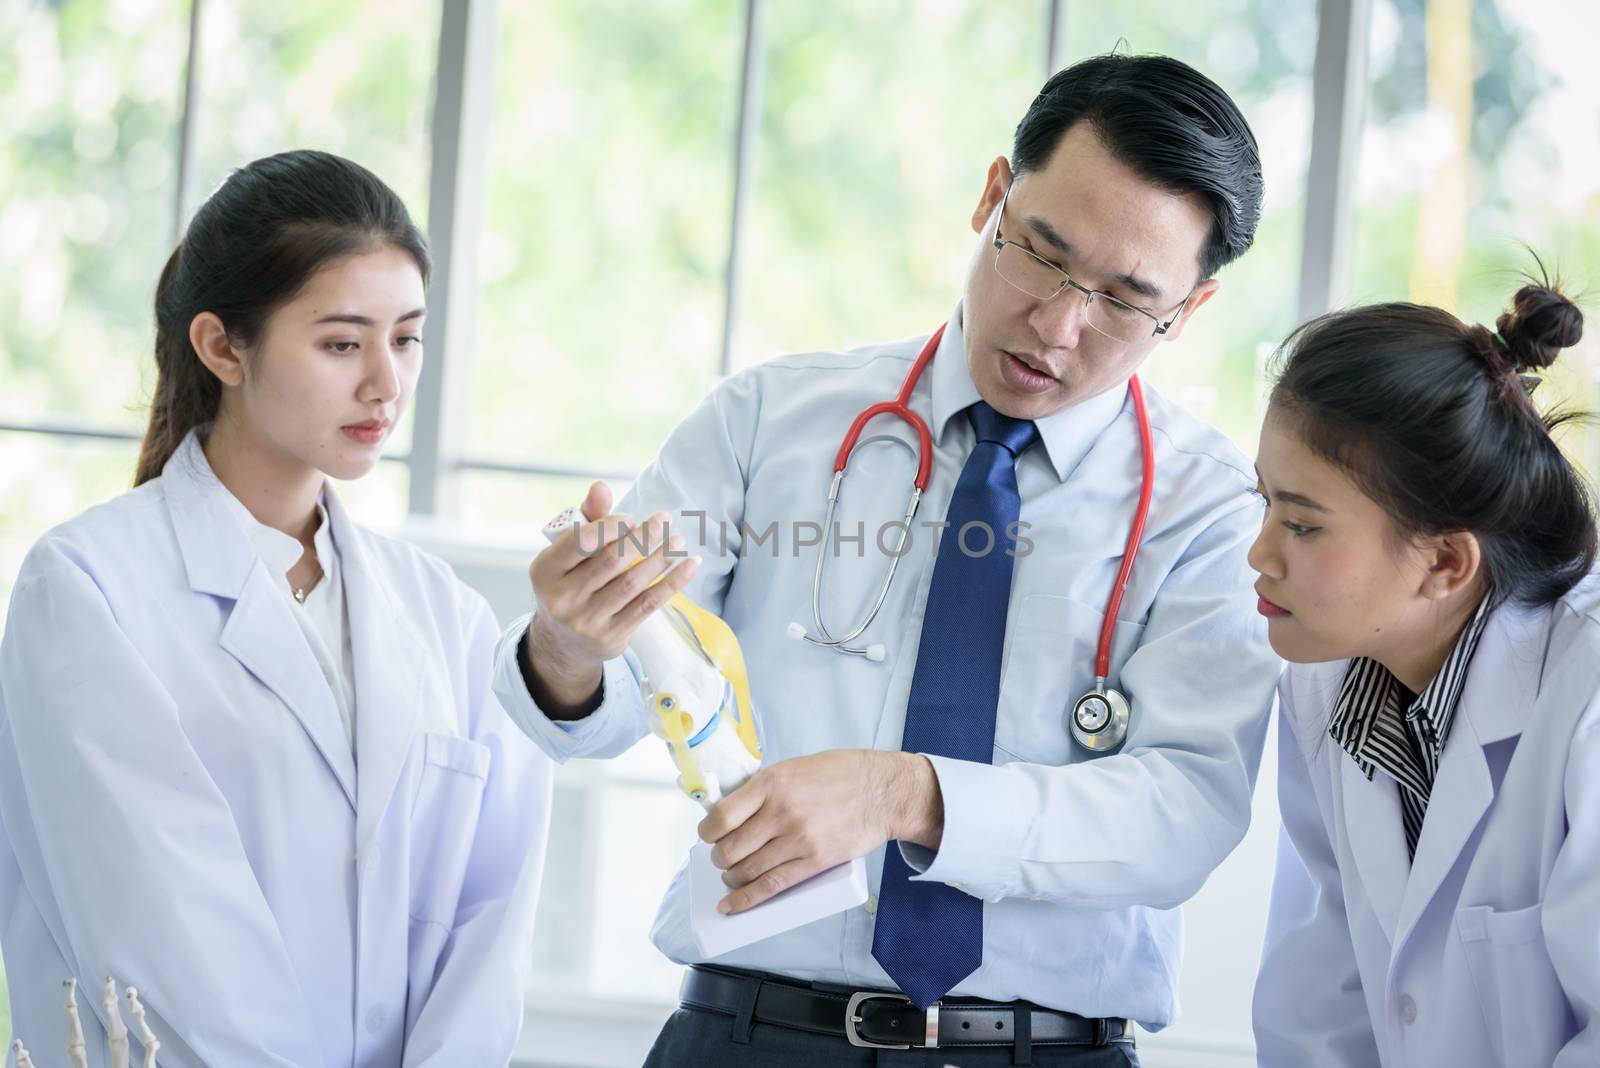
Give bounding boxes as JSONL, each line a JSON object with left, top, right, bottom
{"left": 1409, "top": 594, "right": 1493, "bottom": 739}
{"left": 929, "top": 301, "right": 1131, "bottom": 483}
{"left": 231, "top": 498, "right": 334, "bottom": 584}
{"left": 187, "top": 437, "right": 332, "bottom": 582}
{"left": 1330, "top": 594, "right": 1494, "bottom": 779}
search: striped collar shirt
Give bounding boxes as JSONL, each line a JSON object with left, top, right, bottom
{"left": 1329, "top": 596, "right": 1493, "bottom": 858}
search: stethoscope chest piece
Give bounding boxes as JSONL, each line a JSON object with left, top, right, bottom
{"left": 1069, "top": 681, "right": 1130, "bottom": 752}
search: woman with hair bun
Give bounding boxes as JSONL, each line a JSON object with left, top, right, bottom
{"left": 1249, "top": 277, "right": 1599, "bottom": 1066}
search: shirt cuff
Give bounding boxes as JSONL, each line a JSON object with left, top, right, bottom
{"left": 900, "top": 753, "right": 1035, "bottom": 902}
{"left": 491, "top": 612, "right": 636, "bottom": 760}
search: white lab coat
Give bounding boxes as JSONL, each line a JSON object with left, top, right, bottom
{"left": 1253, "top": 580, "right": 1600, "bottom": 1067}
{"left": 0, "top": 433, "right": 553, "bottom": 1068}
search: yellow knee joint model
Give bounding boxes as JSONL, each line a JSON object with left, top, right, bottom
{"left": 543, "top": 508, "right": 762, "bottom": 807}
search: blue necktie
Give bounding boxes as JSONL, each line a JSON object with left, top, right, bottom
{"left": 871, "top": 400, "right": 1037, "bottom": 1009}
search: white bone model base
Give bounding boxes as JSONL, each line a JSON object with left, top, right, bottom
{"left": 543, "top": 507, "right": 866, "bottom": 955}
{"left": 11, "top": 976, "right": 160, "bottom": 1068}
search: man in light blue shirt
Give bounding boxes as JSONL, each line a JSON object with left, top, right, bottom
{"left": 496, "top": 53, "right": 1280, "bottom": 1066}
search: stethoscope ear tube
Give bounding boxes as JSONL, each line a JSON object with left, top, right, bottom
{"left": 790, "top": 466, "right": 919, "bottom": 661}
{"left": 792, "top": 321, "right": 1153, "bottom": 756}
{"left": 791, "top": 324, "right": 943, "bottom": 661}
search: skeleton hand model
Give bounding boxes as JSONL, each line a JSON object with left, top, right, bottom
{"left": 10, "top": 977, "right": 157, "bottom": 1068}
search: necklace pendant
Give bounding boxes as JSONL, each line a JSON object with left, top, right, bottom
{"left": 292, "top": 587, "right": 307, "bottom": 604}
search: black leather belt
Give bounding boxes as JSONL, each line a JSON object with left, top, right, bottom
{"left": 681, "top": 965, "right": 1133, "bottom": 1051}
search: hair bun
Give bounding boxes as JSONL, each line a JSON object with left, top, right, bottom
{"left": 1497, "top": 283, "right": 1583, "bottom": 372}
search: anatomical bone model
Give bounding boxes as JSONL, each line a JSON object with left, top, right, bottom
{"left": 11, "top": 976, "right": 159, "bottom": 1068}
{"left": 544, "top": 507, "right": 763, "bottom": 806}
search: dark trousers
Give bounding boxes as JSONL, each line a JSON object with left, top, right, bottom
{"left": 642, "top": 1002, "right": 1142, "bottom": 1068}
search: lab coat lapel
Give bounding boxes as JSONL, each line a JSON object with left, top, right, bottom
{"left": 1393, "top": 603, "right": 1546, "bottom": 953}
{"left": 1339, "top": 754, "right": 1409, "bottom": 946}
{"left": 161, "top": 435, "right": 358, "bottom": 807}
{"left": 1390, "top": 728, "right": 1494, "bottom": 955}
{"left": 326, "top": 492, "right": 422, "bottom": 855}
{"left": 219, "top": 564, "right": 359, "bottom": 808}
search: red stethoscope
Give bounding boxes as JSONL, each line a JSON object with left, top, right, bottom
{"left": 785, "top": 322, "right": 1155, "bottom": 752}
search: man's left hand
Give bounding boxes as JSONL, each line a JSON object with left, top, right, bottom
{"left": 698, "top": 749, "right": 943, "bottom": 915}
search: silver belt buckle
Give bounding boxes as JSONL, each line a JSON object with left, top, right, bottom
{"left": 844, "top": 991, "right": 939, "bottom": 1049}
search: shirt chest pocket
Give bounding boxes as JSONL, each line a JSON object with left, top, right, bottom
{"left": 1456, "top": 902, "right": 1569, "bottom": 1067}
{"left": 408, "top": 731, "right": 491, "bottom": 928}
{"left": 995, "top": 594, "right": 1146, "bottom": 768}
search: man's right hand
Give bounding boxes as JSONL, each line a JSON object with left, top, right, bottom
{"left": 524, "top": 481, "right": 700, "bottom": 719}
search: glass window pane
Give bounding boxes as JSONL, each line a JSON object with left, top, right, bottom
{"left": 331, "top": 458, "right": 410, "bottom": 531}
{"left": 587, "top": 778, "right": 700, "bottom": 1000}
{"left": 1058, "top": 4, "right": 1319, "bottom": 450}
{"left": 737, "top": 0, "right": 1045, "bottom": 369}
{"left": 528, "top": 777, "right": 596, "bottom": 980}
{"left": 459, "top": 472, "right": 633, "bottom": 537}
{"left": 194, "top": 0, "right": 437, "bottom": 223}
{"left": 0, "top": 433, "right": 142, "bottom": 631}
{"left": 469, "top": 0, "right": 740, "bottom": 474}
{"left": 524, "top": 763, "right": 697, "bottom": 1004}
{"left": 193, "top": 1, "right": 439, "bottom": 460}
{"left": 1353, "top": 0, "right": 1600, "bottom": 473}
{"left": 0, "top": 0, "right": 187, "bottom": 429}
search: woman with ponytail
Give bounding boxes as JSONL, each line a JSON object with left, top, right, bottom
{"left": 1250, "top": 275, "right": 1600, "bottom": 1066}
{"left": 0, "top": 151, "right": 552, "bottom": 1067}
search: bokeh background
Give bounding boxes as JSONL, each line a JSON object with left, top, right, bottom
{"left": 1, "top": 1, "right": 1596, "bottom": 1064}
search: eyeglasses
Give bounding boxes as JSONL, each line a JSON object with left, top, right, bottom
{"left": 991, "top": 183, "right": 1191, "bottom": 345}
